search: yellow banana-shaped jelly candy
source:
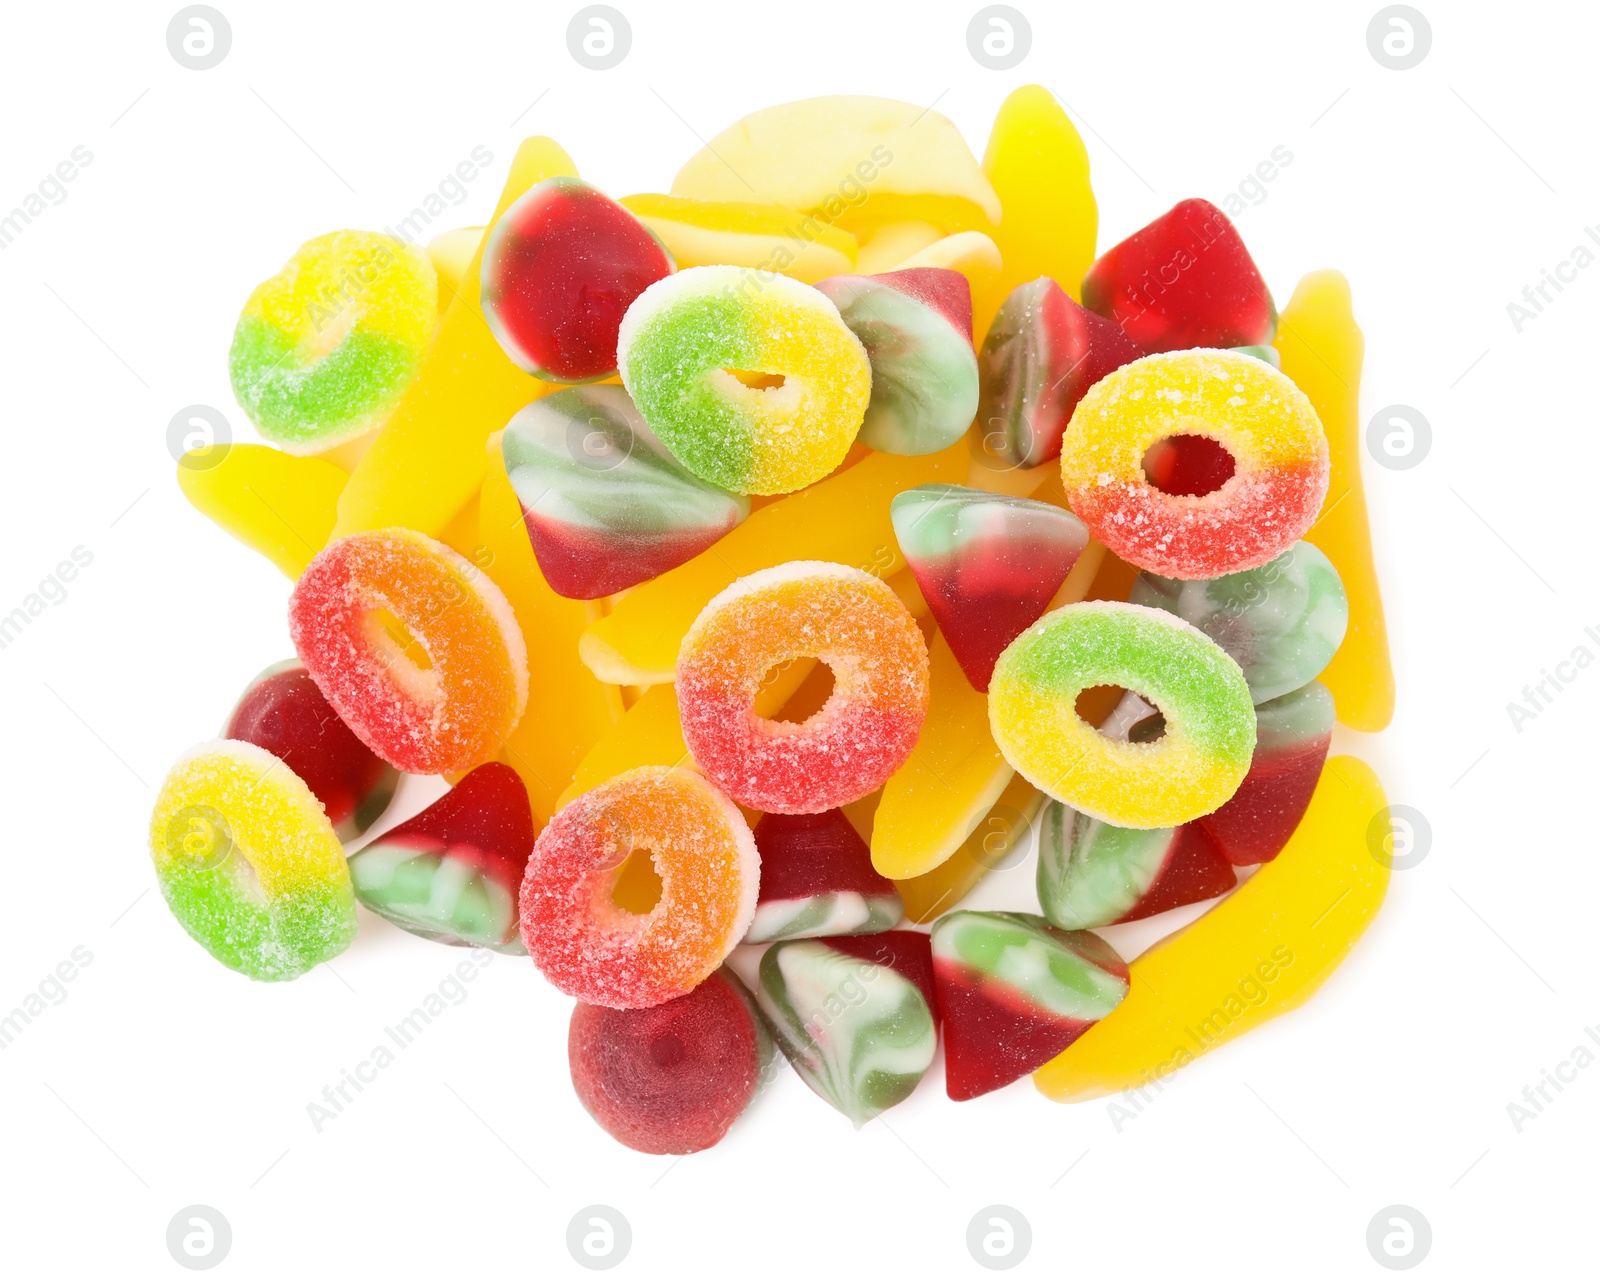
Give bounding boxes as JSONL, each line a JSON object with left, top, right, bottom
{"left": 332, "top": 137, "right": 574, "bottom": 542}
{"left": 1276, "top": 272, "right": 1395, "bottom": 732}
{"left": 896, "top": 772, "right": 1046, "bottom": 922}
{"left": 578, "top": 444, "right": 966, "bottom": 686}
{"left": 1034, "top": 755, "right": 1390, "bottom": 1101}
{"left": 176, "top": 444, "right": 347, "bottom": 578}
{"left": 890, "top": 231, "right": 1002, "bottom": 300}
{"left": 619, "top": 194, "right": 857, "bottom": 284}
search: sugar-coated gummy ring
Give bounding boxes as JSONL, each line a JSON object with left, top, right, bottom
{"left": 229, "top": 231, "right": 438, "bottom": 454}
{"left": 148, "top": 740, "right": 356, "bottom": 981}
{"left": 617, "top": 265, "right": 872, "bottom": 495}
{"left": 520, "top": 767, "right": 759, "bottom": 1009}
{"left": 1059, "top": 349, "right": 1329, "bottom": 579}
{"left": 677, "top": 561, "right": 931, "bottom": 814}
{"left": 288, "top": 528, "right": 528, "bottom": 775}
{"left": 988, "top": 601, "right": 1256, "bottom": 828}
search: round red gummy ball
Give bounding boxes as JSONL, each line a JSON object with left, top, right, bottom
{"left": 568, "top": 970, "right": 763, "bottom": 1155}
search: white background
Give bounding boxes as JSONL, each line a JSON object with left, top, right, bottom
{"left": 1, "top": 0, "right": 1593, "bottom": 1272}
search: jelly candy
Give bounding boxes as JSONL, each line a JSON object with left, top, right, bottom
{"left": 977, "top": 277, "right": 1140, "bottom": 470}
{"left": 620, "top": 193, "right": 857, "bottom": 284}
{"left": 333, "top": 137, "right": 577, "bottom": 542}
{"left": 1081, "top": 198, "right": 1275, "bottom": 352}
{"left": 177, "top": 444, "right": 348, "bottom": 579}
{"left": 671, "top": 96, "right": 1001, "bottom": 237}
{"left": 677, "top": 562, "right": 930, "bottom": 813}
{"left": 746, "top": 809, "right": 903, "bottom": 943}
{"left": 1035, "top": 805, "right": 1236, "bottom": 929}
{"left": 347, "top": 763, "right": 535, "bottom": 952}
{"left": 569, "top": 968, "right": 770, "bottom": 1154}
{"left": 1128, "top": 541, "right": 1348, "bottom": 704}
{"left": 1060, "top": 350, "right": 1330, "bottom": 579}
{"left": 1275, "top": 271, "right": 1394, "bottom": 731}
{"left": 520, "top": 767, "right": 758, "bottom": 1009}
{"left": 814, "top": 267, "right": 979, "bottom": 456}
{"left": 425, "top": 225, "right": 483, "bottom": 309}
{"left": 1034, "top": 756, "right": 1389, "bottom": 1101}
{"left": 973, "top": 85, "right": 1098, "bottom": 343}
{"left": 755, "top": 931, "right": 938, "bottom": 1125}
{"left": 618, "top": 265, "right": 871, "bottom": 496}
{"left": 481, "top": 176, "right": 674, "bottom": 383}
{"left": 989, "top": 601, "right": 1256, "bottom": 828}
{"left": 289, "top": 528, "right": 528, "bottom": 775}
{"left": 229, "top": 231, "right": 438, "bottom": 454}
{"left": 1200, "top": 681, "right": 1334, "bottom": 865}
{"left": 856, "top": 221, "right": 943, "bottom": 274}
{"left": 891, "top": 483, "right": 1090, "bottom": 691}
{"left": 932, "top": 911, "right": 1128, "bottom": 1100}
{"left": 223, "top": 659, "right": 397, "bottom": 841}
{"left": 1140, "top": 433, "right": 1238, "bottom": 498}
{"left": 896, "top": 773, "right": 1046, "bottom": 923}
{"left": 502, "top": 385, "right": 750, "bottom": 598}
{"left": 149, "top": 740, "right": 356, "bottom": 981}
{"left": 888, "top": 232, "right": 1002, "bottom": 300}
{"left": 478, "top": 438, "right": 623, "bottom": 820}
{"left": 579, "top": 443, "right": 966, "bottom": 686}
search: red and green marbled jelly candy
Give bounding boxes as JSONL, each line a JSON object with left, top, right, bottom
{"left": 931, "top": 911, "right": 1129, "bottom": 1100}
{"left": 481, "top": 176, "right": 674, "bottom": 382}
{"left": 347, "top": 763, "right": 535, "bottom": 951}
{"left": 1081, "top": 198, "right": 1275, "bottom": 353}
{"left": 745, "top": 808, "right": 903, "bottom": 943}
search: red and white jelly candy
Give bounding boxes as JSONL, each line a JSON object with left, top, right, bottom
{"left": 569, "top": 968, "right": 770, "bottom": 1154}
{"left": 481, "top": 176, "right": 674, "bottom": 382}
{"left": 1200, "top": 681, "right": 1334, "bottom": 865}
{"left": 975, "top": 276, "right": 1142, "bottom": 469}
{"left": 1081, "top": 198, "right": 1275, "bottom": 353}
{"left": 745, "top": 809, "right": 903, "bottom": 943}
{"left": 224, "top": 659, "right": 397, "bottom": 840}
{"left": 931, "top": 911, "right": 1129, "bottom": 1101}
{"left": 346, "top": 762, "right": 536, "bottom": 952}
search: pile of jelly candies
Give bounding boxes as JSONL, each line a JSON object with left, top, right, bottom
{"left": 156, "top": 88, "right": 1397, "bottom": 1153}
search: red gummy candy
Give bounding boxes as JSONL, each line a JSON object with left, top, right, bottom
{"left": 820, "top": 931, "right": 939, "bottom": 1021}
{"left": 1082, "top": 198, "right": 1275, "bottom": 352}
{"left": 1143, "top": 434, "right": 1238, "bottom": 497}
{"left": 224, "top": 661, "right": 396, "bottom": 840}
{"left": 755, "top": 810, "right": 895, "bottom": 903}
{"left": 1116, "top": 823, "right": 1238, "bottom": 923}
{"left": 568, "top": 969, "right": 765, "bottom": 1155}
{"left": 481, "top": 176, "right": 674, "bottom": 382}
{"left": 370, "top": 762, "right": 536, "bottom": 898}
{"left": 874, "top": 266, "right": 974, "bottom": 338}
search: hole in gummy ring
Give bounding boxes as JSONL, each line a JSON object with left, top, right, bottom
{"left": 367, "top": 607, "right": 433, "bottom": 671}
{"left": 721, "top": 369, "right": 787, "bottom": 390}
{"left": 1076, "top": 686, "right": 1168, "bottom": 742}
{"left": 611, "top": 845, "right": 663, "bottom": 915}
{"left": 1142, "top": 434, "right": 1236, "bottom": 497}
{"left": 766, "top": 661, "right": 836, "bottom": 726}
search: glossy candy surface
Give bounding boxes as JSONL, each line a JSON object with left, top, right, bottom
{"left": 230, "top": 231, "right": 438, "bottom": 454}
{"left": 621, "top": 193, "right": 857, "bottom": 284}
{"left": 746, "top": 809, "right": 903, "bottom": 943}
{"left": 224, "top": 659, "right": 397, "bottom": 841}
{"left": 755, "top": 931, "right": 938, "bottom": 1125}
{"left": 569, "top": 967, "right": 769, "bottom": 1154}
{"left": 1129, "top": 541, "right": 1348, "bottom": 704}
{"left": 1200, "top": 681, "right": 1334, "bottom": 865}
{"left": 891, "top": 484, "right": 1089, "bottom": 691}
{"left": 1081, "top": 198, "right": 1275, "bottom": 353}
{"left": 347, "top": 763, "right": 535, "bottom": 951}
{"left": 1060, "top": 350, "right": 1330, "bottom": 579}
{"left": 520, "top": 767, "right": 758, "bottom": 1009}
{"left": 677, "top": 562, "right": 930, "bottom": 813}
{"left": 618, "top": 265, "right": 871, "bottom": 495}
{"left": 814, "top": 267, "right": 979, "bottom": 456}
{"left": 988, "top": 601, "right": 1256, "bottom": 828}
{"left": 502, "top": 386, "right": 749, "bottom": 598}
{"left": 481, "top": 176, "right": 674, "bottom": 382}
{"left": 177, "top": 445, "right": 348, "bottom": 579}
{"left": 977, "top": 277, "right": 1141, "bottom": 469}
{"left": 932, "top": 912, "right": 1128, "bottom": 1100}
{"left": 149, "top": 740, "right": 356, "bottom": 981}
{"left": 289, "top": 528, "right": 529, "bottom": 775}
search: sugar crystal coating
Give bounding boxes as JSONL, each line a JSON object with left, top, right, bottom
{"left": 149, "top": 740, "right": 356, "bottom": 981}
